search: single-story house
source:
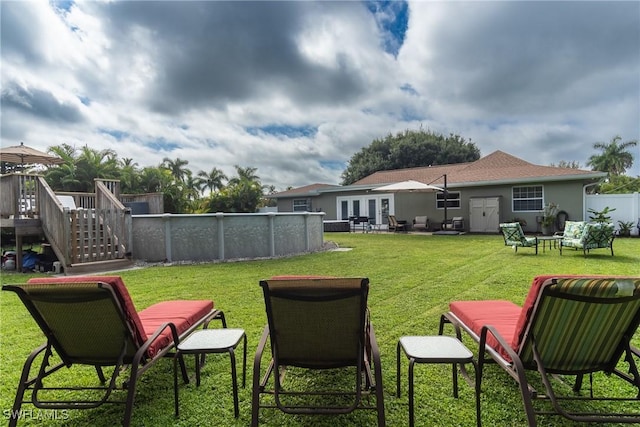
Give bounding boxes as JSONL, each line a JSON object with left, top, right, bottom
{"left": 269, "top": 150, "right": 607, "bottom": 233}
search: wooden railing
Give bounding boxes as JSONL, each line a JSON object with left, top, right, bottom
{"left": 0, "top": 173, "right": 40, "bottom": 218}
{"left": 37, "top": 177, "right": 70, "bottom": 266}
{"left": 93, "top": 180, "right": 130, "bottom": 260}
{"left": 2, "top": 175, "right": 151, "bottom": 269}
{"left": 55, "top": 192, "right": 96, "bottom": 209}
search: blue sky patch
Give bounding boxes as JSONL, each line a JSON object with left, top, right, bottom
{"left": 98, "top": 128, "right": 129, "bottom": 141}
{"left": 365, "top": 0, "right": 409, "bottom": 57}
{"left": 320, "top": 160, "right": 347, "bottom": 171}
{"left": 50, "top": 0, "right": 74, "bottom": 12}
{"left": 145, "top": 139, "right": 180, "bottom": 152}
{"left": 400, "top": 83, "right": 418, "bottom": 96}
{"left": 246, "top": 124, "right": 318, "bottom": 138}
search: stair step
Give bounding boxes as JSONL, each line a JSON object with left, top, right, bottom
{"left": 67, "top": 259, "right": 133, "bottom": 275}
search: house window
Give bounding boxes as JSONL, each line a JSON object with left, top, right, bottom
{"left": 436, "top": 191, "right": 461, "bottom": 209}
{"left": 293, "top": 199, "right": 311, "bottom": 212}
{"left": 512, "top": 186, "right": 543, "bottom": 211}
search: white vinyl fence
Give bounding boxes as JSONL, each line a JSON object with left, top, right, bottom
{"left": 585, "top": 192, "right": 640, "bottom": 235}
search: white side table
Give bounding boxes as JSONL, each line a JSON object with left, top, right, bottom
{"left": 175, "top": 328, "right": 247, "bottom": 418}
{"left": 397, "top": 335, "right": 479, "bottom": 427}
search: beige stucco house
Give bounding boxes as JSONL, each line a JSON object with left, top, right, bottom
{"left": 269, "top": 151, "right": 606, "bottom": 233}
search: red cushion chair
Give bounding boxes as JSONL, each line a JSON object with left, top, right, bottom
{"left": 440, "top": 275, "right": 640, "bottom": 426}
{"left": 3, "top": 275, "right": 225, "bottom": 426}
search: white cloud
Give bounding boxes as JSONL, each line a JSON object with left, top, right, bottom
{"left": 1, "top": 0, "right": 639, "bottom": 190}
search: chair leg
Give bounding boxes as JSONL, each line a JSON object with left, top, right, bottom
{"left": 251, "top": 327, "right": 270, "bottom": 427}
{"left": 123, "top": 361, "right": 140, "bottom": 427}
{"left": 408, "top": 359, "right": 415, "bottom": 427}
{"left": 173, "top": 354, "right": 179, "bottom": 418}
{"left": 367, "top": 326, "right": 385, "bottom": 426}
{"left": 8, "top": 344, "right": 46, "bottom": 427}
{"left": 229, "top": 348, "right": 240, "bottom": 418}
{"left": 396, "top": 341, "right": 402, "bottom": 397}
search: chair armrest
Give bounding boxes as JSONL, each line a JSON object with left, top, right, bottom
{"left": 140, "top": 322, "right": 181, "bottom": 359}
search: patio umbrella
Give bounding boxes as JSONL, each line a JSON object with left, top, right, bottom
{"left": 0, "top": 142, "right": 64, "bottom": 166}
{"left": 372, "top": 180, "right": 444, "bottom": 193}
{"left": 373, "top": 178, "right": 451, "bottom": 230}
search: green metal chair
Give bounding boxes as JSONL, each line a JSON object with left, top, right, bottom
{"left": 251, "top": 277, "right": 385, "bottom": 426}
{"left": 499, "top": 222, "right": 538, "bottom": 254}
{"left": 2, "top": 276, "right": 224, "bottom": 426}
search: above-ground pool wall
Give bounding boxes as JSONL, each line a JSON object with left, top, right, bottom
{"left": 131, "top": 212, "right": 325, "bottom": 262}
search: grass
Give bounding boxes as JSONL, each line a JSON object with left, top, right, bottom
{"left": 1, "top": 233, "right": 639, "bottom": 426}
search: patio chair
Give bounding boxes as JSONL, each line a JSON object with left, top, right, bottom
{"left": 499, "top": 222, "right": 538, "bottom": 254}
{"left": 388, "top": 215, "right": 407, "bottom": 232}
{"left": 442, "top": 216, "right": 465, "bottom": 231}
{"left": 2, "top": 276, "right": 225, "bottom": 427}
{"left": 440, "top": 275, "right": 640, "bottom": 426}
{"left": 412, "top": 216, "right": 430, "bottom": 232}
{"left": 559, "top": 221, "right": 615, "bottom": 256}
{"left": 251, "top": 277, "right": 385, "bottom": 426}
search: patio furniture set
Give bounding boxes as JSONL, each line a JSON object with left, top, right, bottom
{"left": 390, "top": 215, "right": 465, "bottom": 233}
{"left": 499, "top": 220, "right": 616, "bottom": 256}
{"left": 4, "top": 274, "right": 640, "bottom": 426}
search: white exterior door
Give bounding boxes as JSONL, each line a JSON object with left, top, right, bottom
{"left": 337, "top": 195, "right": 393, "bottom": 227}
{"left": 469, "top": 197, "right": 500, "bottom": 233}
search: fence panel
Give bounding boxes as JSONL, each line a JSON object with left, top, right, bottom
{"left": 585, "top": 193, "right": 640, "bottom": 232}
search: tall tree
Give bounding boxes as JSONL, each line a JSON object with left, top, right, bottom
{"left": 197, "top": 167, "right": 227, "bottom": 194}
{"left": 118, "top": 158, "right": 140, "bottom": 193}
{"left": 587, "top": 135, "right": 637, "bottom": 176}
{"left": 550, "top": 160, "right": 582, "bottom": 169}
{"left": 229, "top": 165, "right": 259, "bottom": 185}
{"left": 75, "top": 146, "right": 118, "bottom": 191}
{"left": 44, "top": 144, "right": 81, "bottom": 191}
{"left": 340, "top": 129, "right": 480, "bottom": 185}
{"left": 161, "top": 157, "right": 190, "bottom": 182}
{"left": 207, "top": 165, "right": 264, "bottom": 213}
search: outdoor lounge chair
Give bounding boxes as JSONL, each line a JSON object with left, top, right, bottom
{"left": 251, "top": 277, "right": 385, "bottom": 426}
{"left": 439, "top": 275, "right": 640, "bottom": 426}
{"left": 2, "top": 276, "right": 225, "bottom": 426}
{"left": 499, "top": 222, "right": 538, "bottom": 254}
{"left": 388, "top": 215, "right": 407, "bottom": 232}
{"left": 559, "top": 221, "right": 615, "bottom": 256}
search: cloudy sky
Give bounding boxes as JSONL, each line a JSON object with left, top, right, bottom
{"left": 2, "top": 1, "right": 639, "bottom": 190}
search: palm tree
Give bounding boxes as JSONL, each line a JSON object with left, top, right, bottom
{"left": 162, "top": 157, "right": 190, "bottom": 183}
{"left": 44, "top": 144, "right": 82, "bottom": 191}
{"left": 139, "top": 166, "right": 171, "bottom": 193}
{"left": 183, "top": 172, "right": 201, "bottom": 202}
{"left": 196, "top": 167, "right": 227, "bottom": 195}
{"left": 119, "top": 158, "right": 140, "bottom": 193}
{"left": 587, "top": 136, "right": 638, "bottom": 176}
{"left": 229, "top": 165, "right": 259, "bottom": 185}
{"left": 75, "top": 146, "right": 119, "bottom": 191}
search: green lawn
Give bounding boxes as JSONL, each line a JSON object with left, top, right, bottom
{"left": 1, "top": 233, "right": 639, "bottom": 426}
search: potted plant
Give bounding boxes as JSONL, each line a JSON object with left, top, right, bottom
{"left": 541, "top": 202, "right": 558, "bottom": 235}
{"left": 617, "top": 220, "right": 634, "bottom": 237}
{"left": 588, "top": 206, "right": 616, "bottom": 224}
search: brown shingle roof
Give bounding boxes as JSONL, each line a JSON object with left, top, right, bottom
{"left": 268, "top": 183, "right": 338, "bottom": 198}
{"left": 354, "top": 150, "right": 604, "bottom": 187}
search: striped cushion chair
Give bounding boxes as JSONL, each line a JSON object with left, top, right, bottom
{"left": 440, "top": 275, "right": 640, "bottom": 426}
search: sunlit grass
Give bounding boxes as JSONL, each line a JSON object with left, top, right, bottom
{"left": 1, "top": 233, "right": 639, "bottom": 426}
